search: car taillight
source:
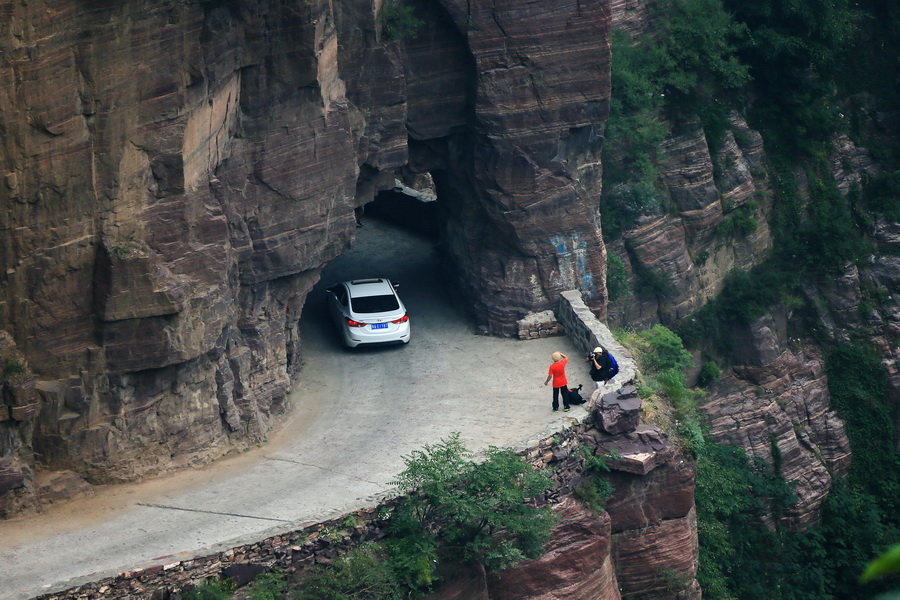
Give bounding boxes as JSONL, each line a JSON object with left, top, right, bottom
{"left": 391, "top": 314, "right": 409, "bottom": 324}
{"left": 346, "top": 319, "right": 367, "bottom": 327}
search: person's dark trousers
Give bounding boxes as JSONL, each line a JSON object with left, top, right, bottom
{"left": 552, "top": 386, "right": 570, "bottom": 410}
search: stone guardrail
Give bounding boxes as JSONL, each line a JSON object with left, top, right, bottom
{"left": 36, "top": 291, "right": 640, "bottom": 600}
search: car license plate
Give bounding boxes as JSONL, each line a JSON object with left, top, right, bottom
{"left": 371, "top": 322, "right": 389, "bottom": 330}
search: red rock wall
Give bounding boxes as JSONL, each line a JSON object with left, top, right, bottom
{"left": 0, "top": 1, "right": 358, "bottom": 498}
{"left": 405, "top": 0, "right": 613, "bottom": 334}
{"left": 701, "top": 318, "right": 852, "bottom": 528}
{"left": 488, "top": 499, "right": 622, "bottom": 600}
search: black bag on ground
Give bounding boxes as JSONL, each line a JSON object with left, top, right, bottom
{"left": 567, "top": 384, "right": 585, "bottom": 405}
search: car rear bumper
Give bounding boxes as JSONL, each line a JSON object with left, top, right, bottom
{"left": 342, "top": 321, "right": 411, "bottom": 348}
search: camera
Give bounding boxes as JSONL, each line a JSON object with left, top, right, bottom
{"left": 586, "top": 352, "right": 595, "bottom": 360}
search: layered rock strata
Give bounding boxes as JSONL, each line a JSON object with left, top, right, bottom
{"left": 0, "top": 0, "right": 612, "bottom": 511}
{"left": 606, "top": 117, "right": 773, "bottom": 328}
{"left": 402, "top": 0, "right": 612, "bottom": 334}
{"left": 594, "top": 423, "right": 699, "bottom": 599}
{"left": 488, "top": 499, "right": 622, "bottom": 600}
{"left": 702, "top": 314, "right": 851, "bottom": 527}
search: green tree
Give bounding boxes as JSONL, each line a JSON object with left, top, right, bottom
{"left": 380, "top": 0, "right": 423, "bottom": 40}
{"left": 606, "top": 251, "right": 632, "bottom": 301}
{"left": 651, "top": 0, "right": 750, "bottom": 114}
{"left": 389, "top": 434, "right": 556, "bottom": 581}
{"left": 723, "top": 0, "right": 859, "bottom": 155}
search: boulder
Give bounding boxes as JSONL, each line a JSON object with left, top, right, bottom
{"left": 596, "top": 425, "right": 674, "bottom": 476}
{"left": 593, "top": 386, "right": 641, "bottom": 434}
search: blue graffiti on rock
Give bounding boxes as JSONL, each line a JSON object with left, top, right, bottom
{"left": 551, "top": 232, "right": 595, "bottom": 295}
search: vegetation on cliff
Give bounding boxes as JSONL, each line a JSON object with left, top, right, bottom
{"left": 623, "top": 324, "right": 899, "bottom": 600}
{"left": 667, "top": 10, "right": 900, "bottom": 591}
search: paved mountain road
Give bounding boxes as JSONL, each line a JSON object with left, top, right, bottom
{"left": 0, "top": 219, "right": 590, "bottom": 599}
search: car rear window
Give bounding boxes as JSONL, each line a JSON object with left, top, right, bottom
{"left": 350, "top": 293, "right": 400, "bottom": 313}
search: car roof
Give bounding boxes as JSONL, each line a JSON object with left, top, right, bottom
{"left": 344, "top": 278, "right": 395, "bottom": 298}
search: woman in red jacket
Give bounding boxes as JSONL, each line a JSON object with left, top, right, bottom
{"left": 543, "top": 351, "right": 571, "bottom": 412}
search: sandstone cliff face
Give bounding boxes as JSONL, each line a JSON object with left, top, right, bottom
{"left": 605, "top": 0, "right": 773, "bottom": 331}
{"left": 606, "top": 114, "right": 773, "bottom": 329}
{"left": 0, "top": 0, "right": 611, "bottom": 512}
{"left": 702, "top": 329, "right": 851, "bottom": 527}
{"left": 601, "top": 0, "right": 888, "bottom": 537}
{"left": 1, "top": 1, "right": 354, "bottom": 509}
{"left": 487, "top": 499, "right": 622, "bottom": 600}
{"left": 691, "top": 129, "right": 898, "bottom": 521}
{"left": 401, "top": 0, "right": 612, "bottom": 333}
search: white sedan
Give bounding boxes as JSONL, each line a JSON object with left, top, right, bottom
{"left": 325, "top": 278, "right": 411, "bottom": 348}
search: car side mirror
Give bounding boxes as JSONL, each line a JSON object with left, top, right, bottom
{"left": 392, "top": 281, "right": 399, "bottom": 289}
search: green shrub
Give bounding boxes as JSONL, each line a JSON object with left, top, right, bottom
{"left": 390, "top": 434, "right": 556, "bottom": 575}
{"left": 864, "top": 170, "right": 900, "bottom": 221}
{"left": 628, "top": 325, "right": 693, "bottom": 372}
{"left": 621, "top": 326, "right": 706, "bottom": 454}
{"left": 1, "top": 360, "right": 25, "bottom": 378}
{"left": 657, "top": 368, "right": 706, "bottom": 454}
{"left": 697, "top": 360, "right": 721, "bottom": 386}
{"left": 294, "top": 543, "right": 404, "bottom": 600}
{"left": 718, "top": 202, "right": 759, "bottom": 238}
{"left": 385, "top": 511, "right": 440, "bottom": 590}
{"left": 573, "top": 478, "right": 613, "bottom": 512}
{"left": 825, "top": 343, "right": 899, "bottom": 516}
{"left": 381, "top": 0, "right": 423, "bottom": 40}
{"left": 601, "top": 180, "right": 667, "bottom": 239}
{"left": 246, "top": 570, "right": 288, "bottom": 600}
{"left": 182, "top": 580, "right": 234, "bottom": 600}
{"left": 574, "top": 449, "right": 615, "bottom": 511}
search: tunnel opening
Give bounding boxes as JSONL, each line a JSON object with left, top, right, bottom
{"left": 300, "top": 170, "right": 476, "bottom": 357}
{"left": 361, "top": 179, "right": 441, "bottom": 242}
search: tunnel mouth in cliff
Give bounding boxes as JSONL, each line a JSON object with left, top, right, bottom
{"left": 362, "top": 186, "right": 440, "bottom": 242}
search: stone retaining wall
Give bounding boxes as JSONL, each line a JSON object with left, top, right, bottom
{"left": 516, "top": 310, "right": 563, "bottom": 339}
{"left": 36, "top": 291, "right": 659, "bottom": 600}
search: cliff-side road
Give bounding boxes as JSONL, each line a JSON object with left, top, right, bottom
{"left": 0, "top": 219, "right": 603, "bottom": 599}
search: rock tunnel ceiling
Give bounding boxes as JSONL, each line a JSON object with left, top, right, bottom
{"left": 0, "top": 0, "right": 611, "bottom": 514}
